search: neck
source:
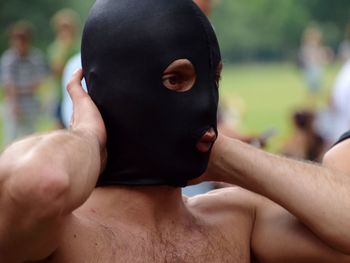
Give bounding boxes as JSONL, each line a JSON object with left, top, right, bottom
{"left": 84, "top": 186, "right": 191, "bottom": 228}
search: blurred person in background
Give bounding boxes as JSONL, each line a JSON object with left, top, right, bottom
{"left": 281, "top": 110, "right": 325, "bottom": 161}
{"left": 48, "top": 9, "right": 80, "bottom": 128}
{"left": 299, "top": 24, "right": 332, "bottom": 106}
{"left": 0, "top": 21, "right": 47, "bottom": 146}
{"left": 328, "top": 53, "right": 350, "bottom": 144}
{"left": 338, "top": 21, "right": 350, "bottom": 63}
{"left": 315, "top": 58, "right": 350, "bottom": 148}
{"left": 314, "top": 22, "right": 350, "bottom": 148}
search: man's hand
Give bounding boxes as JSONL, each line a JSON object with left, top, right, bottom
{"left": 189, "top": 134, "right": 232, "bottom": 185}
{"left": 67, "top": 69, "right": 107, "bottom": 172}
{"left": 68, "top": 69, "right": 106, "bottom": 149}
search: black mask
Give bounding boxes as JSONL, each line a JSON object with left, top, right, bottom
{"left": 81, "top": 0, "right": 221, "bottom": 187}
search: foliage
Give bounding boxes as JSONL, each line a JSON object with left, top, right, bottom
{"left": 0, "top": 0, "right": 94, "bottom": 53}
{"left": 211, "top": 0, "right": 350, "bottom": 62}
{"left": 1, "top": 0, "right": 350, "bottom": 61}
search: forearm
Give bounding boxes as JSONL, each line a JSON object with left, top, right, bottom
{"left": 211, "top": 135, "right": 350, "bottom": 253}
{"left": 1, "top": 129, "right": 101, "bottom": 215}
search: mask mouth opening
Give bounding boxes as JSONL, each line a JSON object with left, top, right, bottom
{"left": 194, "top": 126, "right": 217, "bottom": 153}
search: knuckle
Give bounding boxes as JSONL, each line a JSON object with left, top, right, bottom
{"left": 67, "top": 81, "right": 75, "bottom": 92}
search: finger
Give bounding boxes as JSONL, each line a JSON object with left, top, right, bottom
{"left": 67, "top": 69, "right": 87, "bottom": 102}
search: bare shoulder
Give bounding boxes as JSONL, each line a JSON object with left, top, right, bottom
{"left": 186, "top": 186, "right": 262, "bottom": 213}
{"left": 185, "top": 186, "right": 264, "bottom": 234}
{"left": 323, "top": 138, "right": 350, "bottom": 173}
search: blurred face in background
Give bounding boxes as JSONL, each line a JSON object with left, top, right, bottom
{"left": 52, "top": 9, "right": 79, "bottom": 41}
{"left": 10, "top": 30, "right": 31, "bottom": 57}
{"left": 304, "top": 27, "right": 323, "bottom": 46}
{"left": 57, "top": 20, "right": 77, "bottom": 39}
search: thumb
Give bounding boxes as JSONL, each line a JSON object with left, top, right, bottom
{"left": 66, "top": 68, "right": 107, "bottom": 149}
{"left": 67, "top": 68, "right": 87, "bottom": 103}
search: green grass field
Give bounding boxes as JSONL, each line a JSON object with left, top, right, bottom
{"left": 219, "top": 62, "right": 341, "bottom": 151}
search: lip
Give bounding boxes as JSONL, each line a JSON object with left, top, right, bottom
{"left": 196, "top": 128, "right": 217, "bottom": 152}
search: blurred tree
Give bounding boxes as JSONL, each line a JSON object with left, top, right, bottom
{"left": 211, "top": 0, "right": 350, "bottom": 62}
{"left": 301, "top": 0, "right": 350, "bottom": 48}
{"left": 2, "top": 0, "right": 350, "bottom": 61}
{"left": 302, "top": 0, "right": 350, "bottom": 28}
{"left": 211, "top": 0, "right": 309, "bottom": 61}
{"left": 0, "top": 0, "right": 66, "bottom": 52}
{"left": 0, "top": 0, "right": 95, "bottom": 54}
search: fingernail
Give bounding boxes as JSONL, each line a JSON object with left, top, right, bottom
{"left": 73, "top": 68, "right": 82, "bottom": 74}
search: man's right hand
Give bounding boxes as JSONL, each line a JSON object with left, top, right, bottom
{"left": 68, "top": 69, "right": 106, "bottom": 150}
{"left": 189, "top": 134, "right": 234, "bottom": 185}
{"left": 67, "top": 69, "right": 107, "bottom": 172}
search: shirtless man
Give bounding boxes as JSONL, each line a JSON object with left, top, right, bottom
{"left": 1, "top": 0, "right": 350, "bottom": 262}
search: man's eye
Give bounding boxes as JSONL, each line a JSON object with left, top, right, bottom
{"left": 162, "top": 74, "right": 182, "bottom": 89}
{"left": 162, "top": 72, "right": 194, "bottom": 92}
{"left": 161, "top": 59, "right": 196, "bottom": 92}
{"left": 167, "top": 76, "right": 178, "bottom": 85}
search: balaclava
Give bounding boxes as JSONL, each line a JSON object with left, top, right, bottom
{"left": 81, "top": 0, "right": 221, "bottom": 187}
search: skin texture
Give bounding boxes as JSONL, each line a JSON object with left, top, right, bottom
{"left": 1, "top": 70, "right": 350, "bottom": 262}
{"left": 323, "top": 138, "right": 350, "bottom": 174}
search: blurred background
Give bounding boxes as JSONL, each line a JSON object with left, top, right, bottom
{"left": 1, "top": 0, "right": 350, "bottom": 162}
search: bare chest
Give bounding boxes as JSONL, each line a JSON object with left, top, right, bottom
{"left": 48, "top": 218, "right": 250, "bottom": 263}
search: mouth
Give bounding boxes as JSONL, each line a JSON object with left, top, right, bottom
{"left": 196, "top": 127, "right": 217, "bottom": 153}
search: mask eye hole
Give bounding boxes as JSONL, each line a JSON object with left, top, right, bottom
{"left": 162, "top": 59, "right": 196, "bottom": 92}
{"left": 215, "top": 61, "right": 223, "bottom": 88}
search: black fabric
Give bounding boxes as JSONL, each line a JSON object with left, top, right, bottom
{"left": 333, "top": 130, "right": 350, "bottom": 146}
{"left": 81, "top": 0, "right": 221, "bottom": 187}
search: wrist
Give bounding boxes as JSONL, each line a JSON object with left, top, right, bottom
{"left": 72, "top": 129, "right": 107, "bottom": 174}
{"left": 208, "top": 134, "right": 234, "bottom": 182}
{"left": 72, "top": 128, "right": 100, "bottom": 151}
